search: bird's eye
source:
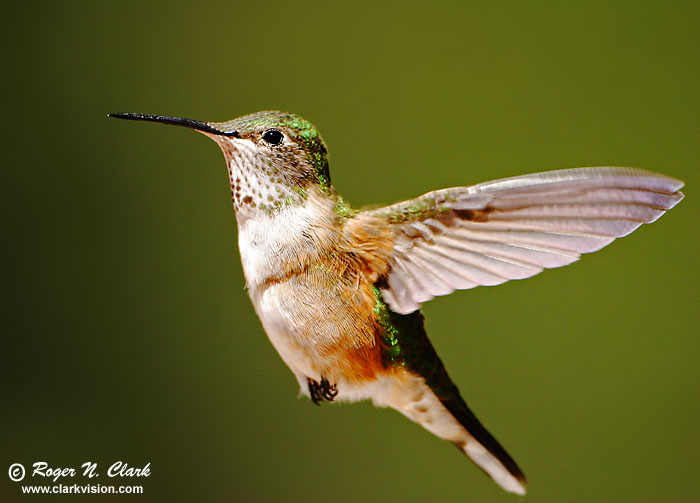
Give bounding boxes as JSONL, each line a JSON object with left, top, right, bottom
{"left": 262, "top": 129, "right": 284, "bottom": 146}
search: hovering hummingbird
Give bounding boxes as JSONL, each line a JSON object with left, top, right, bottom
{"left": 110, "top": 111, "right": 684, "bottom": 495}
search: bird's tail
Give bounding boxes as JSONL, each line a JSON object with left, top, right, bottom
{"left": 375, "top": 307, "right": 526, "bottom": 495}
{"left": 377, "top": 371, "right": 526, "bottom": 495}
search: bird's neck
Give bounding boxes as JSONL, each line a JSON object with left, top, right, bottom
{"left": 235, "top": 189, "right": 345, "bottom": 290}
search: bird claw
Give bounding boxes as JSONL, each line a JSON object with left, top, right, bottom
{"left": 308, "top": 377, "right": 338, "bottom": 405}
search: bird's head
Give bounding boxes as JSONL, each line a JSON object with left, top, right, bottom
{"left": 110, "top": 110, "right": 332, "bottom": 215}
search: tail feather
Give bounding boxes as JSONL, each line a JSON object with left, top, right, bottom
{"left": 441, "top": 383, "right": 526, "bottom": 493}
{"left": 463, "top": 438, "right": 526, "bottom": 495}
{"left": 378, "top": 303, "right": 526, "bottom": 494}
{"left": 378, "top": 371, "right": 526, "bottom": 495}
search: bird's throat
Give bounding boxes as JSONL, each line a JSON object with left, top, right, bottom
{"left": 210, "top": 136, "right": 306, "bottom": 218}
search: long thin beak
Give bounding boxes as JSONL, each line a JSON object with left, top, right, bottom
{"left": 108, "top": 113, "right": 239, "bottom": 137}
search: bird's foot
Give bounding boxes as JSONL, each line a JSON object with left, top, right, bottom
{"left": 307, "top": 377, "right": 338, "bottom": 405}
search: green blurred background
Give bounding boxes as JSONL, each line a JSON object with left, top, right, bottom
{"left": 4, "top": 1, "right": 699, "bottom": 501}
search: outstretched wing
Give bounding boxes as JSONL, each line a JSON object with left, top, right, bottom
{"left": 364, "top": 167, "right": 684, "bottom": 314}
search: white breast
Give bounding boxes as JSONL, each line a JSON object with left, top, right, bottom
{"left": 236, "top": 197, "right": 333, "bottom": 290}
{"left": 236, "top": 196, "right": 340, "bottom": 383}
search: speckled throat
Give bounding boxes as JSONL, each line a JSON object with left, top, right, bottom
{"left": 211, "top": 135, "right": 305, "bottom": 217}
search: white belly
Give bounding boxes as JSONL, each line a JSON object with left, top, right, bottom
{"left": 250, "top": 282, "right": 318, "bottom": 381}
{"left": 235, "top": 196, "right": 384, "bottom": 401}
{"left": 236, "top": 199, "right": 341, "bottom": 387}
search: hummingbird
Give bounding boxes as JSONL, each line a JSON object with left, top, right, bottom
{"left": 110, "top": 110, "right": 684, "bottom": 495}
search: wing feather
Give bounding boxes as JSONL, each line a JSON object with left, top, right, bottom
{"left": 449, "top": 225, "right": 612, "bottom": 255}
{"left": 435, "top": 235, "right": 542, "bottom": 279}
{"left": 363, "top": 167, "right": 684, "bottom": 314}
{"left": 411, "top": 247, "right": 480, "bottom": 291}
